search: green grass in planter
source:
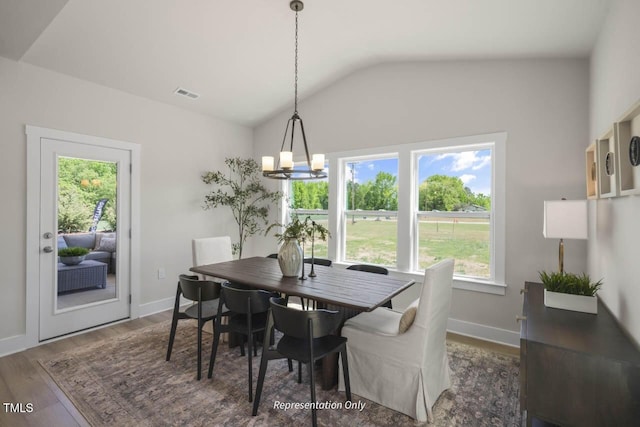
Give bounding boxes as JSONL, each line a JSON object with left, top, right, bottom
{"left": 539, "top": 271, "right": 602, "bottom": 296}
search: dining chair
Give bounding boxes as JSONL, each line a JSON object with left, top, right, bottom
{"left": 252, "top": 297, "right": 352, "bottom": 427}
{"left": 192, "top": 236, "right": 233, "bottom": 281}
{"left": 338, "top": 258, "right": 455, "bottom": 422}
{"left": 303, "top": 257, "right": 332, "bottom": 266}
{"left": 301, "top": 258, "right": 333, "bottom": 309}
{"left": 208, "top": 282, "right": 280, "bottom": 402}
{"left": 346, "top": 264, "right": 392, "bottom": 309}
{"left": 166, "top": 274, "right": 225, "bottom": 380}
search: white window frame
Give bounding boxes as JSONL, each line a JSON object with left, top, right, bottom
{"left": 326, "top": 132, "right": 507, "bottom": 295}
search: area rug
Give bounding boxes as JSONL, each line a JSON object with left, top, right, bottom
{"left": 39, "top": 321, "right": 521, "bottom": 426}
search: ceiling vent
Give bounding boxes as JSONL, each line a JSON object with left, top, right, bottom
{"left": 174, "top": 87, "right": 200, "bottom": 99}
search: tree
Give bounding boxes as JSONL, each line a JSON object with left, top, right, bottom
{"left": 57, "top": 158, "right": 117, "bottom": 232}
{"left": 418, "top": 175, "right": 470, "bottom": 211}
{"left": 202, "top": 157, "right": 282, "bottom": 258}
{"left": 364, "top": 172, "right": 398, "bottom": 210}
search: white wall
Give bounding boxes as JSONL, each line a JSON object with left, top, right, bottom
{"left": 254, "top": 59, "right": 590, "bottom": 338}
{"left": 0, "top": 57, "right": 252, "bottom": 341}
{"left": 589, "top": 0, "right": 640, "bottom": 346}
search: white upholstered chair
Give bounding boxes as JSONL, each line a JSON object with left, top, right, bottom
{"left": 192, "top": 236, "right": 234, "bottom": 337}
{"left": 192, "top": 236, "right": 233, "bottom": 281}
{"left": 338, "top": 258, "right": 455, "bottom": 423}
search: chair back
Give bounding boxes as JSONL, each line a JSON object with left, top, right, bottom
{"left": 346, "top": 264, "right": 388, "bottom": 275}
{"left": 178, "top": 274, "right": 222, "bottom": 302}
{"left": 303, "top": 258, "right": 332, "bottom": 267}
{"left": 412, "top": 259, "right": 454, "bottom": 350}
{"left": 221, "top": 282, "right": 272, "bottom": 314}
{"left": 269, "top": 297, "right": 340, "bottom": 339}
{"left": 193, "top": 236, "right": 232, "bottom": 264}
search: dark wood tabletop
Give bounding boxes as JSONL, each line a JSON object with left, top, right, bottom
{"left": 190, "top": 256, "right": 415, "bottom": 312}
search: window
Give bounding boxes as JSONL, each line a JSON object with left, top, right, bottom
{"left": 416, "top": 148, "right": 492, "bottom": 279}
{"left": 287, "top": 176, "right": 329, "bottom": 258}
{"left": 326, "top": 132, "right": 506, "bottom": 291}
{"left": 343, "top": 157, "right": 398, "bottom": 267}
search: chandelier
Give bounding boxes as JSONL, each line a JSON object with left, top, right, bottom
{"left": 262, "top": 0, "right": 327, "bottom": 180}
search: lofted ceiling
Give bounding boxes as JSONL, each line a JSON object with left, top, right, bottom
{"left": 0, "top": 0, "right": 610, "bottom": 127}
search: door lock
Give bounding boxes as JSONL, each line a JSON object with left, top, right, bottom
{"left": 43, "top": 232, "right": 54, "bottom": 239}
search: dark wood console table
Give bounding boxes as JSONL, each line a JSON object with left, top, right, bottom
{"left": 520, "top": 282, "right": 640, "bottom": 426}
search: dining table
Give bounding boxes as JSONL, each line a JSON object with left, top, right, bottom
{"left": 190, "top": 256, "right": 416, "bottom": 388}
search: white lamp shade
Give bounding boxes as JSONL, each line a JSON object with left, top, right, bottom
{"left": 262, "top": 156, "right": 274, "bottom": 172}
{"left": 280, "top": 151, "right": 293, "bottom": 169}
{"left": 543, "top": 200, "right": 588, "bottom": 239}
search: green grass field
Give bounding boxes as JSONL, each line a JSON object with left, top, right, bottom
{"left": 309, "top": 217, "right": 490, "bottom": 278}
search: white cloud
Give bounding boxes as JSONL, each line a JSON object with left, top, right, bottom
{"left": 435, "top": 151, "right": 490, "bottom": 172}
{"left": 459, "top": 174, "right": 476, "bottom": 185}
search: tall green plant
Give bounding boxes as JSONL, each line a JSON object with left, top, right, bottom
{"left": 202, "top": 158, "right": 282, "bottom": 258}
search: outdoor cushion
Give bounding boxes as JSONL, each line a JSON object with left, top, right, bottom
{"left": 96, "top": 237, "right": 116, "bottom": 252}
{"left": 63, "top": 232, "right": 96, "bottom": 249}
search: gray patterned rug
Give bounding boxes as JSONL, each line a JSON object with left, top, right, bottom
{"left": 39, "top": 321, "right": 521, "bottom": 426}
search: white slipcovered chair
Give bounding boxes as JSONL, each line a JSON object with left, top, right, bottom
{"left": 192, "top": 236, "right": 233, "bottom": 281}
{"left": 192, "top": 236, "right": 234, "bottom": 337}
{"left": 338, "top": 258, "right": 455, "bottom": 423}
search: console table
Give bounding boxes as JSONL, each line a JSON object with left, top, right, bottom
{"left": 519, "top": 282, "right": 640, "bottom": 426}
{"left": 58, "top": 260, "right": 107, "bottom": 293}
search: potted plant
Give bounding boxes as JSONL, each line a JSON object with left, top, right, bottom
{"left": 202, "top": 157, "right": 282, "bottom": 259}
{"left": 539, "top": 271, "right": 603, "bottom": 314}
{"left": 59, "top": 247, "right": 90, "bottom": 266}
{"left": 268, "top": 215, "right": 330, "bottom": 277}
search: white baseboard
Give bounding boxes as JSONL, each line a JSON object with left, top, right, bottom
{"left": 0, "top": 334, "right": 28, "bottom": 358}
{"left": 138, "top": 296, "right": 176, "bottom": 317}
{"left": 447, "top": 317, "right": 520, "bottom": 348}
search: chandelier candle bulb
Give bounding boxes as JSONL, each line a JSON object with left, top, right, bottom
{"left": 312, "top": 154, "right": 325, "bottom": 170}
{"left": 280, "top": 151, "right": 293, "bottom": 169}
{"left": 262, "top": 156, "right": 274, "bottom": 172}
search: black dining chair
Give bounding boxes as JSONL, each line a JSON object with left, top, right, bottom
{"left": 347, "top": 264, "right": 392, "bottom": 309}
{"left": 252, "top": 297, "right": 351, "bottom": 427}
{"left": 166, "top": 274, "right": 226, "bottom": 380}
{"left": 301, "top": 258, "right": 333, "bottom": 309}
{"left": 304, "top": 257, "right": 332, "bottom": 267}
{"left": 208, "top": 282, "right": 281, "bottom": 402}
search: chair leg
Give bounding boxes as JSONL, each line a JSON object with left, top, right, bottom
{"left": 166, "top": 287, "right": 182, "bottom": 361}
{"left": 247, "top": 332, "right": 253, "bottom": 402}
{"left": 207, "top": 324, "right": 222, "bottom": 379}
{"left": 309, "top": 361, "right": 317, "bottom": 427}
{"left": 340, "top": 348, "right": 352, "bottom": 401}
{"left": 196, "top": 319, "right": 203, "bottom": 380}
{"left": 298, "top": 361, "right": 302, "bottom": 384}
{"left": 165, "top": 311, "right": 179, "bottom": 361}
{"left": 252, "top": 350, "right": 270, "bottom": 416}
{"left": 253, "top": 335, "right": 258, "bottom": 357}
{"left": 287, "top": 359, "right": 293, "bottom": 372}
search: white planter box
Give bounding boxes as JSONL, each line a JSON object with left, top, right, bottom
{"left": 544, "top": 289, "right": 598, "bottom": 314}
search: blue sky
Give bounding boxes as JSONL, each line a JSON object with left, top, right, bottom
{"left": 346, "top": 149, "right": 492, "bottom": 195}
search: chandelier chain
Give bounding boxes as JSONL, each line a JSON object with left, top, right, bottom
{"left": 294, "top": 10, "right": 299, "bottom": 114}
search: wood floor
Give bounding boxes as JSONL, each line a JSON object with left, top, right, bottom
{"left": 0, "top": 311, "right": 518, "bottom": 427}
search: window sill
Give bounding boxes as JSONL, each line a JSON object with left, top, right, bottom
{"left": 333, "top": 262, "right": 506, "bottom": 296}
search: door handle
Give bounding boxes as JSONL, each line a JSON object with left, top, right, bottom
{"left": 43, "top": 246, "right": 53, "bottom": 253}
{"left": 516, "top": 315, "right": 527, "bottom": 322}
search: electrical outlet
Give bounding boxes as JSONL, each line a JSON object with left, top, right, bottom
{"left": 158, "top": 268, "right": 166, "bottom": 279}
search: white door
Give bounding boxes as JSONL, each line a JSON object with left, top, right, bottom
{"left": 39, "top": 138, "right": 131, "bottom": 340}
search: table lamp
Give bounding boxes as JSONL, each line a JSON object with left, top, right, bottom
{"left": 543, "top": 199, "right": 588, "bottom": 273}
